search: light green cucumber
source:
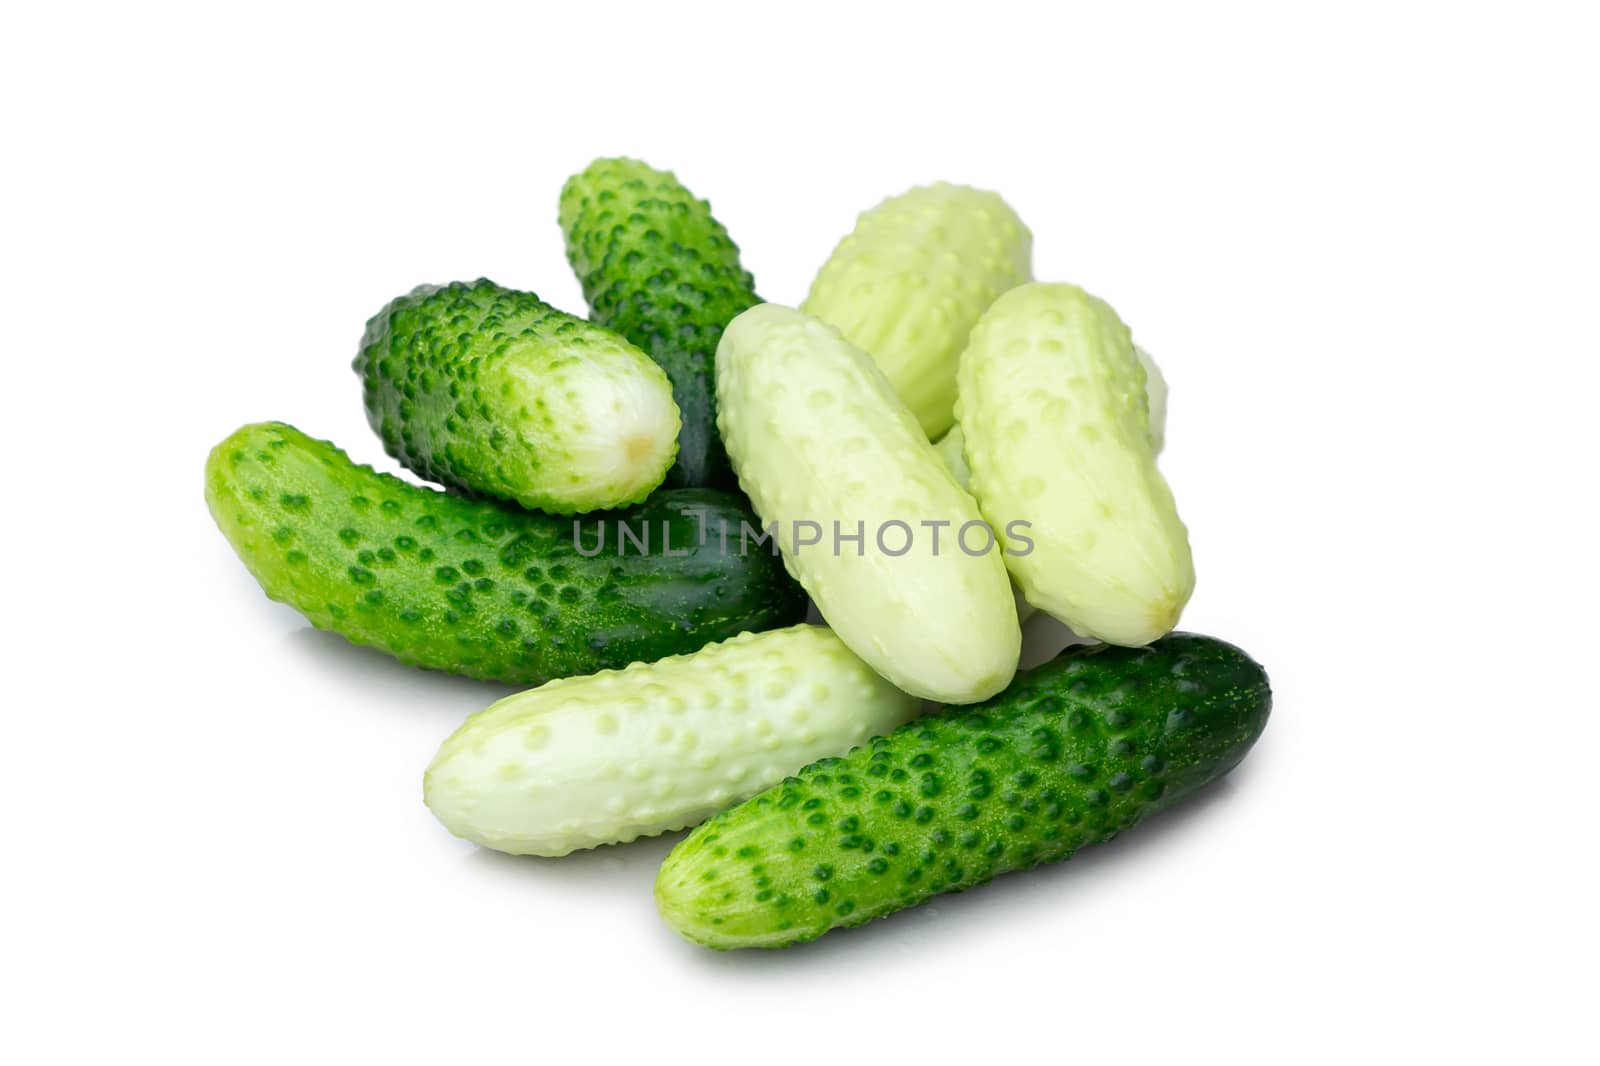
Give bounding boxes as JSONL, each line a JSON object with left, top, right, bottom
{"left": 204, "top": 422, "right": 806, "bottom": 685}
{"left": 934, "top": 347, "right": 1167, "bottom": 486}
{"left": 425, "top": 626, "right": 921, "bottom": 856}
{"left": 656, "top": 633, "right": 1270, "bottom": 949}
{"left": 956, "top": 283, "right": 1193, "bottom": 647}
{"left": 802, "top": 183, "right": 1032, "bottom": 439}
{"left": 716, "top": 304, "right": 1020, "bottom": 704}
{"left": 356, "top": 279, "right": 680, "bottom": 514}
{"left": 933, "top": 345, "right": 1168, "bottom": 628}
{"left": 559, "top": 158, "right": 760, "bottom": 491}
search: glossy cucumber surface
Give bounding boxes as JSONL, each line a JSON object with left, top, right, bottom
{"left": 560, "top": 158, "right": 760, "bottom": 490}
{"left": 356, "top": 279, "right": 679, "bottom": 514}
{"left": 205, "top": 422, "right": 806, "bottom": 685}
{"left": 656, "top": 633, "right": 1270, "bottom": 949}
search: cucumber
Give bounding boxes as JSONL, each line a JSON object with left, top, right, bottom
{"left": 802, "top": 183, "right": 1032, "bottom": 439}
{"left": 934, "top": 350, "right": 1166, "bottom": 486}
{"left": 715, "top": 304, "right": 1021, "bottom": 705}
{"left": 204, "top": 422, "right": 806, "bottom": 685}
{"left": 425, "top": 626, "right": 921, "bottom": 856}
{"left": 655, "top": 633, "right": 1270, "bottom": 949}
{"left": 559, "top": 158, "right": 760, "bottom": 491}
{"left": 355, "top": 279, "right": 679, "bottom": 515}
{"left": 934, "top": 346, "right": 1169, "bottom": 628}
{"left": 956, "top": 283, "right": 1193, "bottom": 647}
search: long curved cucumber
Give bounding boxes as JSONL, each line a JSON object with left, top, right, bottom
{"left": 204, "top": 422, "right": 806, "bottom": 685}
{"left": 425, "top": 626, "right": 921, "bottom": 856}
{"left": 560, "top": 158, "right": 760, "bottom": 491}
{"left": 656, "top": 633, "right": 1270, "bottom": 949}
{"left": 355, "top": 279, "right": 679, "bottom": 514}
{"left": 802, "top": 183, "right": 1032, "bottom": 439}
{"left": 715, "top": 304, "right": 1020, "bottom": 704}
{"left": 957, "top": 283, "right": 1193, "bottom": 647}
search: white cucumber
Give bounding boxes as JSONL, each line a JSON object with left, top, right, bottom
{"left": 424, "top": 626, "right": 919, "bottom": 857}
{"left": 802, "top": 183, "right": 1032, "bottom": 439}
{"left": 956, "top": 283, "right": 1193, "bottom": 647}
{"left": 716, "top": 304, "right": 1020, "bottom": 703}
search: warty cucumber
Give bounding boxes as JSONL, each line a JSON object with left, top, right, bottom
{"left": 956, "top": 283, "right": 1193, "bottom": 646}
{"left": 656, "top": 633, "right": 1270, "bottom": 949}
{"left": 802, "top": 182, "right": 1032, "bottom": 439}
{"left": 715, "top": 304, "right": 1021, "bottom": 705}
{"left": 425, "top": 626, "right": 921, "bottom": 856}
{"left": 205, "top": 422, "right": 806, "bottom": 685}
{"left": 356, "top": 279, "right": 680, "bottom": 514}
{"left": 560, "top": 158, "right": 760, "bottom": 491}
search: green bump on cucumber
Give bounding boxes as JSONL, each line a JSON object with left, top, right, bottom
{"left": 560, "top": 158, "right": 760, "bottom": 491}
{"left": 655, "top": 633, "right": 1270, "bottom": 949}
{"left": 356, "top": 279, "right": 680, "bottom": 515}
{"left": 803, "top": 183, "right": 1032, "bottom": 439}
{"left": 205, "top": 422, "right": 806, "bottom": 685}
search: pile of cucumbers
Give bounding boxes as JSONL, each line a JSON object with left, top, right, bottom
{"left": 207, "top": 158, "right": 1270, "bottom": 950}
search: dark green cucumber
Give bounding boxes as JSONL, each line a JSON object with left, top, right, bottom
{"left": 559, "top": 158, "right": 760, "bottom": 490}
{"left": 655, "top": 634, "right": 1270, "bottom": 948}
{"left": 355, "top": 279, "right": 680, "bottom": 514}
{"left": 205, "top": 422, "right": 807, "bottom": 685}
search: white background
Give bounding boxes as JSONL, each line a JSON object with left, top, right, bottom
{"left": 4, "top": 2, "right": 1596, "bottom": 1062}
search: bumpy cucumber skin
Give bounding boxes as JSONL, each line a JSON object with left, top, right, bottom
{"left": 956, "top": 283, "right": 1194, "bottom": 647}
{"left": 656, "top": 633, "right": 1270, "bottom": 949}
{"left": 715, "top": 304, "right": 1020, "bottom": 705}
{"left": 204, "top": 423, "right": 806, "bottom": 685}
{"left": 559, "top": 158, "right": 760, "bottom": 491}
{"left": 356, "top": 279, "right": 679, "bottom": 514}
{"left": 935, "top": 351, "right": 1166, "bottom": 484}
{"left": 935, "top": 346, "right": 1168, "bottom": 628}
{"left": 425, "top": 626, "right": 921, "bottom": 856}
{"left": 802, "top": 183, "right": 1032, "bottom": 439}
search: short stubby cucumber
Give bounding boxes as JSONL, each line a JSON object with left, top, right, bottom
{"left": 716, "top": 304, "right": 1021, "bottom": 705}
{"left": 560, "top": 158, "right": 760, "bottom": 491}
{"left": 957, "top": 283, "right": 1193, "bottom": 647}
{"left": 204, "top": 422, "right": 806, "bottom": 685}
{"left": 802, "top": 183, "right": 1032, "bottom": 439}
{"left": 655, "top": 633, "right": 1270, "bottom": 949}
{"left": 355, "top": 279, "right": 680, "bottom": 514}
{"left": 425, "top": 626, "right": 921, "bottom": 856}
{"left": 934, "top": 347, "right": 1168, "bottom": 627}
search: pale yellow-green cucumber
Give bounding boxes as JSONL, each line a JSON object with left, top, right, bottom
{"left": 956, "top": 283, "right": 1193, "bottom": 646}
{"left": 934, "top": 346, "right": 1166, "bottom": 629}
{"left": 425, "top": 626, "right": 920, "bottom": 856}
{"left": 802, "top": 183, "right": 1031, "bottom": 439}
{"left": 716, "top": 304, "right": 1020, "bottom": 704}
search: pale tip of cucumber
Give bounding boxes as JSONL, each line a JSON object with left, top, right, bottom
{"left": 505, "top": 360, "right": 681, "bottom": 511}
{"left": 1148, "top": 593, "right": 1185, "bottom": 639}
